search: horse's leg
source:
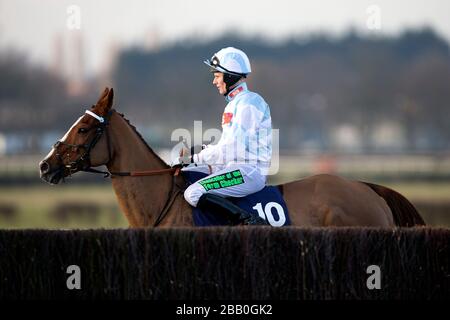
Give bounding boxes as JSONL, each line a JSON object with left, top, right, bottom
{"left": 281, "top": 174, "right": 395, "bottom": 227}
{"left": 152, "top": 196, "right": 193, "bottom": 227}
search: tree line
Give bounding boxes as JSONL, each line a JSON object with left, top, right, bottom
{"left": 1, "top": 28, "right": 449, "bottom": 152}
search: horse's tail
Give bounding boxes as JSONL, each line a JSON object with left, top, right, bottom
{"left": 362, "top": 182, "right": 426, "bottom": 227}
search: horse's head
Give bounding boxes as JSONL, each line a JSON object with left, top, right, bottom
{"left": 40, "top": 87, "right": 115, "bottom": 184}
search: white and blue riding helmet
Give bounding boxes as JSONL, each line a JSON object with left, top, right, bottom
{"left": 204, "top": 47, "right": 251, "bottom": 77}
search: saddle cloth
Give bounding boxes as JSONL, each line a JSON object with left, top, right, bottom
{"left": 182, "top": 170, "right": 291, "bottom": 227}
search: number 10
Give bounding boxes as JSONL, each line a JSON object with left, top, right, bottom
{"left": 252, "top": 202, "right": 286, "bottom": 227}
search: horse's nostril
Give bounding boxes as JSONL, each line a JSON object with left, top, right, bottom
{"left": 40, "top": 161, "right": 49, "bottom": 174}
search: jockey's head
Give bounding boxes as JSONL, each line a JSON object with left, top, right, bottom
{"left": 204, "top": 47, "right": 251, "bottom": 96}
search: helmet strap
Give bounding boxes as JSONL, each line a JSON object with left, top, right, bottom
{"left": 223, "top": 73, "right": 244, "bottom": 96}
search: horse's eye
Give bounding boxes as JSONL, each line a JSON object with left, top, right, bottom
{"left": 78, "top": 128, "right": 88, "bottom": 134}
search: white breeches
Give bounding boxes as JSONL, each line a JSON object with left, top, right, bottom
{"left": 182, "top": 164, "right": 266, "bottom": 207}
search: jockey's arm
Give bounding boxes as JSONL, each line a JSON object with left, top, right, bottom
{"left": 193, "top": 103, "right": 260, "bottom": 166}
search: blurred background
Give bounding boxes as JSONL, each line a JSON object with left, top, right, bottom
{"left": 0, "top": 0, "right": 449, "bottom": 228}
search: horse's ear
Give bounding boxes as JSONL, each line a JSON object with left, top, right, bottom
{"left": 96, "top": 87, "right": 114, "bottom": 115}
{"left": 96, "top": 87, "right": 109, "bottom": 104}
{"left": 106, "top": 88, "right": 114, "bottom": 109}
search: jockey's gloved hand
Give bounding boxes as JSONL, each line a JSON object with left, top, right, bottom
{"left": 190, "top": 145, "right": 204, "bottom": 156}
{"left": 176, "top": 144, "right": 205, "bottom": 166}
{"left": 190, "top": 144, "right": 206, "bottom": 163}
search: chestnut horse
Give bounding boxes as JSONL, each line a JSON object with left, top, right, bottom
{"left": 39, "top": 88, "right": 425, "bottom": 228}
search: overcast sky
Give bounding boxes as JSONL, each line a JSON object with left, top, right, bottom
{"left": 1, "top": 0, "right": 449, "bottom": 75}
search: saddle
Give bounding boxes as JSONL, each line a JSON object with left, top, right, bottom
{"left": 182, "top": 170, "right": 291, "bottom": 227}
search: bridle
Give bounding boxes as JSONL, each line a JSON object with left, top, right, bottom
{"left": 53, "top": 109, "right": 182, "bottom": 227}
{"left": 53, "top": 110, "right": 114, "bottom": 177}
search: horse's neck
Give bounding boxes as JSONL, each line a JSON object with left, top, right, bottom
{"left": 106, "top": 112, "right": 174, "bottom": 226}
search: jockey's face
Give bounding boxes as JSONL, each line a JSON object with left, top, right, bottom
{"left": 212, "top": 72, "right": 227, "bottom": 95}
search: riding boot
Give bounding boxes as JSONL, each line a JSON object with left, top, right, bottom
{"left": 197, "top": 193, "right": 269, "bottom": 225}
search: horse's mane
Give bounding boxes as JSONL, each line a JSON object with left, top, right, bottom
{"left": 114, "top": 109, "right": 170, "bottom": 168}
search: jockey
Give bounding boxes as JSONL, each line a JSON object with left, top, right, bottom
{"left": 178, "top": 47, "right": 272, "bottom": 225}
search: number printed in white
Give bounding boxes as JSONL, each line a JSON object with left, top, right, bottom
{"left": 252, "top": 202, "right": 286, "bottom": 227}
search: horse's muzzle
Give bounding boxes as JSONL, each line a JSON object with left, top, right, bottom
{"left": 39, "top": 160, "right": 64, "bottom": 185}
{"left": 39, "top": 160, "right": 50, "bottom": 175}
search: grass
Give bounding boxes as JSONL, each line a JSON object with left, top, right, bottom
{"left": 0, "top": 180, "right": 449, "bottom": 229}
{"left": 0, "top": 184, "right": 127, "bottom": 229}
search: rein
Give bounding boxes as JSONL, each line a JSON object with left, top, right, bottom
{"left": 54, "top": 109, "right": 184, "bottom": 227}
{"left": 109, "top": 167, "right": 180, "bottom": 177}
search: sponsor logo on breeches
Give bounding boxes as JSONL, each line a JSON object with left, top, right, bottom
{"left": 198, "top": 170, "right": 245, "bottom": 191}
